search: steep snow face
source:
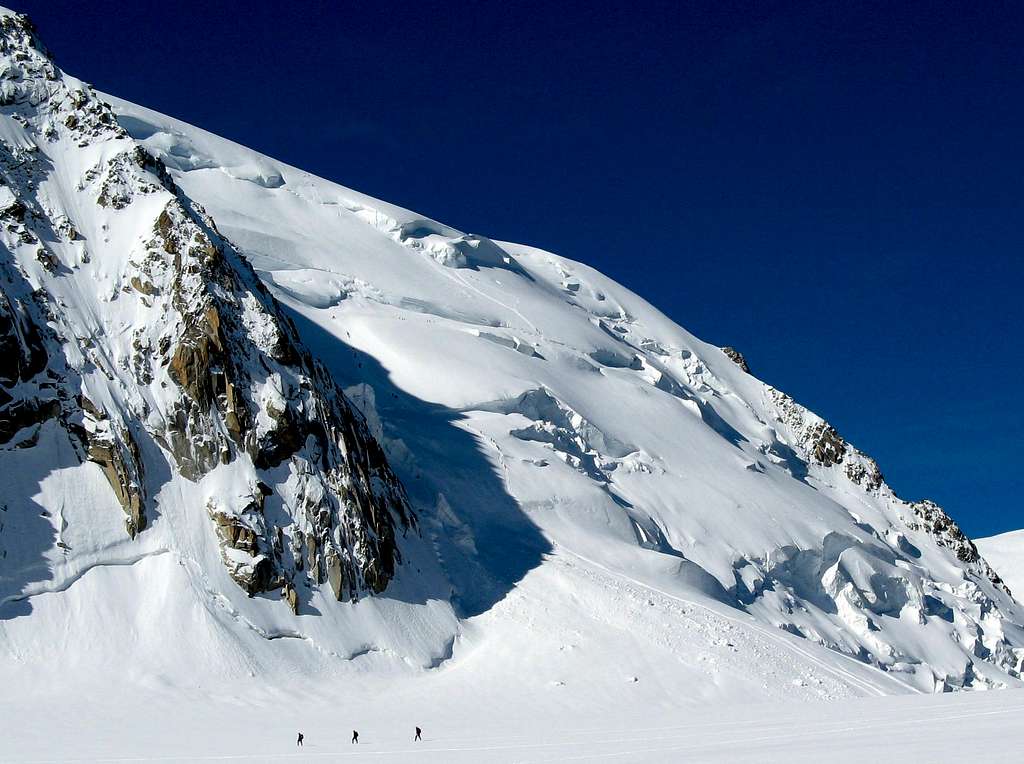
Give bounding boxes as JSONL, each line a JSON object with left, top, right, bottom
{"left": 0, "top": 10, "right": 447, "bottom": 674}
{"left": 104, "top": 80, "right": 1023, "bottom": 691}
{"left": 977, "top": 531, "right": 1024, "bottom": 602}
{"left": 0, "top": 8, "right": 1021, "bottom": 701}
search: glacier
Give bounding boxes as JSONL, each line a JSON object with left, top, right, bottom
{"left": 0, "top": 9, "right": 1022, "bottom": 758}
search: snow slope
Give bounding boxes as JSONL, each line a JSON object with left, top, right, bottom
{"left": 0, "top": 8, "right": 1022, "bottom": 743}
{"left": 977, "top": 530, "right": 1024, "bottom": 601}
{"left": 95, "top": 91, "right": 1024, "bottom": 692}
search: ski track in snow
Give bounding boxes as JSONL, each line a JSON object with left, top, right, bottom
{"left": 445, "top": 267, "right": 540, "bottom": 336}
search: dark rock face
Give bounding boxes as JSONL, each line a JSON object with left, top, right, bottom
{"left": 769, "top": 389, "right": 1007, "bottom": 595}
{"left": 721, "top": 346, "right": 751, "bottom": 374}
{"left": 0, "top": 263, "right": 62, "bottom": 451}
{"left": 910, "top": 500, "right": 978, "bottom": 562}
{"left": 0, "top": 10, "right": 414, "bottom": 605}
{"left": 0, "top": 396, "right": 58, "bottom": 445}
{"left": 844, "top": 458, "right": 884, "bottom": 491}
{"left": 142, "top": 196, "right": 413, "bottom": 600}
{"left": 770, "top": 390, "right": 846, "bottom": 469}
{"left": 80, "top": 397, "right": 147, "bottom": 537}
{"left": 0, "top": 279, "right": 47, "bottom": 382}
{"left": 804, "top": 421, "right": 846, "bottom": 468}
{"left": 208, "top": 492, "right": 277, "bottom": 595}
{"left": 908, "top": 500, "right": 1009, "bottom": 595}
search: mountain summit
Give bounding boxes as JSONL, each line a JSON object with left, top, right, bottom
{"left": 1, "top": 7, "right": 1021, "bottom": 702}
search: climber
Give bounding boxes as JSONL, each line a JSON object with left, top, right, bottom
{"left": 415, "top": 726, "right": 422, "bottom": 741}
{"left": 296, "top": 732, "right": 303, "bottom": 747}
{"left": 352, "top": 730, "right": 359, "bottom": 744}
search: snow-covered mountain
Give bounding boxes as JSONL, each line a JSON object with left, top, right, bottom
{"left": 977, "top": 531, "right": 1024, "bottom": 602}
{"left": 1, "top": 5, "right": 1021, "bottom": 709}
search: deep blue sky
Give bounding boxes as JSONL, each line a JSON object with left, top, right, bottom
{"left": 19, "top": 1, "right": 1022, "bottom": 536}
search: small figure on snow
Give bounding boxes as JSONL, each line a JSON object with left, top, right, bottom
{"left": 352, "top": 730, "right": 359, "bottom": 744}
{"left": 414, "top": 726, "right": 422, "bottom": 741}
{"left": 296, "top": 732, "right": 303, "bottom": 747}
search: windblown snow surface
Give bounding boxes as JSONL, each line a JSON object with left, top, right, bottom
{"left": 0, "top": 7, "right": 1022, "bottom": 760}
{"left": 978, "top": 531, "right": 1024, "bottom": 602}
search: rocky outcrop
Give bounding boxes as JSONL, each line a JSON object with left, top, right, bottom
{"left": 721, "top": 346, "right": 751, "bottom": 373}
{"left": 0, "top": 289, "right": 46, "bottom": 388}
{"left": 207, "top": 492, "right": 277, "bottom": 595}
{"left": 908, "top": 499, "right": 1009, "bottom": 593}
{"left": 804, "top": 421, "right": 846, "bottom": 467}
{"left": 844, "top": 457, "right": 883, "bottom": 491}
{"left": 141, "top": 194, "right": 413, "bottom": 600}
{"left": 770, "top": 390, "right": 849, "bottom": 468}
{"left": 0, "top": 257, "right": 61, "bottom": 450}
{"left": 80, "top": 397, "right": 146, "bottom": 537}
{"left": 96, "top": 146, "right": 171, "bottom": 209}
{"left": 768, "top": 388, "right": 1007, "bottom": 596}
{"left": 0, "top": 9, "right": 414, "bottom": 605}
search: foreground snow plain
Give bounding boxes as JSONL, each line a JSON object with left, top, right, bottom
{"left": 2, "top": 542, "right": 1021, "bottom": 762}
{"left": 2, "top": 683, "right": 1023, "bottom": 763}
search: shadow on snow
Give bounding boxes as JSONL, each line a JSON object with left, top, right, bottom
{"left": 287, "top": 310, "right": 551, "bottom": 618}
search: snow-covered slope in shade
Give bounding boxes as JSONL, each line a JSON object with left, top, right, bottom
{"left": 977, "top": 531, "right": 1024, "bottom": 602}
{"left": 0, "top": 7, "right": 1021, "bottom": 708}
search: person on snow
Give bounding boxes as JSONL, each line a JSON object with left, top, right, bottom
{"left": 296, "top": 732, "right": 304, "bottom": 747}
{"left": 414, "top": 726, "right": 422, "bottom": 741}
{"left": 351, "top": 730, "right": 359, "bottom": 744}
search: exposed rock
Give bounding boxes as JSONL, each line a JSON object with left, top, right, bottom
{"left": 129, "top": 276, "right": 155, "bottom": 296}
{"left": 805, "top": 421, "right": 846, "bottom": 467}
{"left": 769, "top": 390, "right": 847, "bottom": 468}
{"left": 768, "top": 388, "right": 1007, "bottom": 597}
{"left": 34, "top": 246, "right": 57, "bottom": 272}
{"left": 283, "top": 582, "right": 299, "bottom": 614}
{"left": 81, "top": 398, "right": 146, "bottom": 537}
{"left": 721, "top": 346, "right": 751, "bottom": 373}
{"left": 0, "top": 397, "right": 59, "bottom": 444}
{"left": 907, "top": 499, "right": 1008, "bottom": 591}
{"left": 0, "top": 198, "right": 26, "bottom": 222}
{"left": 207, "top": 492, "right": 279, "bottom": 595}
{"left": 137, "top": 194, "right": 412, "bottom": 602}
{"left": 0, "top": 290, "right": 48, "bottom": 386}
{"left": 167, "top": 306, "right": 223, "bottom": 409}
{"left": 845, "top": 458, "right": 884, "bottom": 491}
{"left": 326, "top": 547, "right": 348, "bottom": 601}
{"left": 96, "top": 146, "right": 167, "bottom": 209}
{"left": 0, "top": 265, "right": 64, "bottom": 450}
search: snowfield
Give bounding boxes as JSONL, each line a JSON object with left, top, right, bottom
{"left": 0, "top": 7, "right": 1023, "bottom": 762}
{"left": 87, "top": 89, "right": 1024, "bottom": 693}
{"left": 2, "top": 682, "right": 1023, "bottom": 763}
{"left": 977, "top": 530, "right": 1024, "bottom": 602}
